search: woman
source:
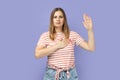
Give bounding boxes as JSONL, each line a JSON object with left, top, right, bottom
{"left": 35, "top": 7, "right": 95, "bottom": 80}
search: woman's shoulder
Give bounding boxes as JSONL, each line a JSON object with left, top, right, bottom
{"left": 40, "top": 31, "right": 49, "bottom": 37}
{"left": 41, "top": 31, "right": 49, "bottom": 35}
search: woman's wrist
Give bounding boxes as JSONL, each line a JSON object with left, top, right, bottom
{"left": 87, "top": 28, "right": 93, "bottom": 32}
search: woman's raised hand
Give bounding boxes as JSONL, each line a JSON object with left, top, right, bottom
{"left": 82, "top": 13, "right": 93, "bottom": 30}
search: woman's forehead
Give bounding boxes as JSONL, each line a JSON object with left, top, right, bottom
{"left": 54, "top": 11, "right": 63, "bottom": 16}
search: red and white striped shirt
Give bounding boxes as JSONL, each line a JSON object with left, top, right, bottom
{"left": 37, "top": 31, "right": 84, "bottom": 79}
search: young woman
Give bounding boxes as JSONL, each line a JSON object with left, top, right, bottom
{"left": 35, "top": 7, "right": 95, "bottom": 80}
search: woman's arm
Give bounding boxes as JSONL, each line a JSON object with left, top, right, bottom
{"left": 79, "top": 30, "right": 95, "bottom": 51}
{"left": 35, "top": 39, "right": 68, "bottom": 59}
{"left": 79, "top": 14, "right": 95, "bottom": 52}
{"left": 35, "top": 45, "right": 58, "bottom": 59}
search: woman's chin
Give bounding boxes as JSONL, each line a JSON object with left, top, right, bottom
{"left": 55, "top": 25, "right": 62, "bottom": 28}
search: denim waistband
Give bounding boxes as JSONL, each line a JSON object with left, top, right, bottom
{"left": 47, "top": 64, "right": 75, "bottom": 80}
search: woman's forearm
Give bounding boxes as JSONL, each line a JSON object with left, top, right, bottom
{"left": 88, "top": 29, "right": 95, "bottom": 51}
{"left": 35, "top": 45, "right": 58, "bottom": 59}
{"left": 35, "top": 39, "right": 68, "bottom": 59}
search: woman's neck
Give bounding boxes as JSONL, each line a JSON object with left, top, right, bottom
{"left": 55, "top": 28, "right": 62, "bottom": 33}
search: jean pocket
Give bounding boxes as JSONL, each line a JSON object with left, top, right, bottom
{"left": 70, "top": 68, "right": 78, "bottom": 79}
{"left": 46, "top": 67, "right": 56, "bottom": 78}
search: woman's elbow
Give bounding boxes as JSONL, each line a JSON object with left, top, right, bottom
{"left": 35, "top": 53, "right": 39, "bottom": 59}
{"left": 89, "top": 47, "right": 95, "bottom": 52}
{"left": 34, "top": 50, "right": 41, "bottom": 59}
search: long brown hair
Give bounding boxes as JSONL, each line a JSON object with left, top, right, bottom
{"left": 49, "top": 8, "right": 70, "bottom": 40}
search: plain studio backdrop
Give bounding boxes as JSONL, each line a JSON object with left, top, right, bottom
{"left": 0, "top": 0, "right": 120, "bottom": 80}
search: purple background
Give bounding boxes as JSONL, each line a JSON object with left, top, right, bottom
{"left": 0, "top": 0, "right": 120, "bottom": 80}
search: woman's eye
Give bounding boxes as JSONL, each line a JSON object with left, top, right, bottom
{"left": 59, "top": 16, "right": 63, "bottom": 18}
{"left": 53, "top": 16, "right": 57, "bottom": 18}
{"left": 53, "top": 16, "right": 63, "bottom": 19}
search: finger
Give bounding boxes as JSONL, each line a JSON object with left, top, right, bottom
{"left": 84, "top": 13, "right": 90, "bottom": 18}
{"left": 84, "top": 18, "right": 92, "bottom": 24}
{"left": 63, "top": 39, "right": 68, "bottom": 44}
{"left": 83, "top": 13, "right": 91, "bottom": 21}
{"left": 83, "top": 19, "right": 89, "bottom": 24}
{"left": 86, "top": 15, "right": 92, "bottom": 21}
{"left": 83, "top": 13, "right": 89, "bottom": 20}
{"left": 82, "top": 21, "right": 87, "bottom": 28}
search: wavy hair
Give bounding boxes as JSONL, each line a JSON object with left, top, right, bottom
{"left": 49, "top": 8, "right": 70, "bottom": 40}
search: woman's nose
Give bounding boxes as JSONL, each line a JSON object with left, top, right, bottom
{"left": 56, "top": 17, "right": 60, "bottom": 20}
{"left": 57, "top": 18, "right": 60, "bottom": 20}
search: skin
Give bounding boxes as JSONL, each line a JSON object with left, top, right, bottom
{"left": 80, "top": 14, "right": 95, "bottom": 51}
{"left": 35, "top": 11, "right": 95, "bottom": 59}
{"left": 53, "top": 10, "right": 64, "bottom": 32}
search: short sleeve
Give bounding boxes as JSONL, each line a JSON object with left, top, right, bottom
{"left": 73, "top": 31, "right": 84, "bottom": 46}
{"left": 37, "top": 32, "right": 47, "bottom": 47}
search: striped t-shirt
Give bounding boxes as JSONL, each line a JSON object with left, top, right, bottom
{"left": 37, "top": 31, "right": 84, "bottom": 68}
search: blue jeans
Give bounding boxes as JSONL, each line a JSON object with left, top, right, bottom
{"left": 43, "top": 67, "right": 78, "bottom": 80}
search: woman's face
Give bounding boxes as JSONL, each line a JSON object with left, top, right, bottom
{"left": 53, "top": 11, "right": 64, "bottom": 28}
